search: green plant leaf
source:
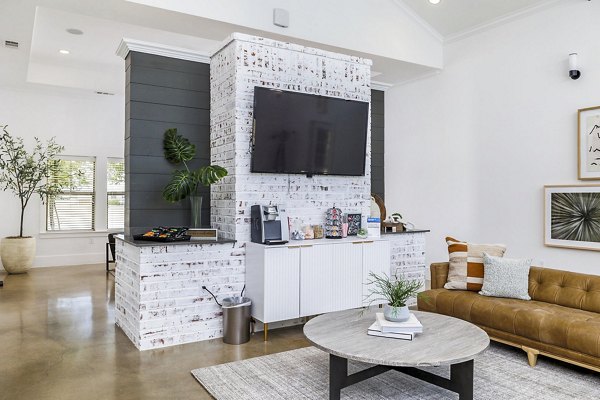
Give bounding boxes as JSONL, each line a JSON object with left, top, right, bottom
{"left": 163, "top": 128, "right": 195, "bottom": 164}
{"left": 162, "top": 170, "right": 195, "bottom": 202}
{"left": 365, "top": 271, "right": 422, "bottom": 308}
{"left": 196, "top": 165, "right": 228, "bottom": 186}
{"left": 0, "top": 125, "right": 65, "bottom": 236}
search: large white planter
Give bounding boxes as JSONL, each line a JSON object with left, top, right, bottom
{"left": 0, "top": 237, "right": 36, "bottom": 274}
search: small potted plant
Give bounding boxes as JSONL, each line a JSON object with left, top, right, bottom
{"left": 366, "top": 271, "right": 423, "bottom": 322}
{"left": 162, "top": 128, "right": 227, "bottom": 228}
{"left": 0, "top": 125, "right": 64, "bottom": 274}
{"left": 357, "top": 228, "right": 368, "bottom": 239}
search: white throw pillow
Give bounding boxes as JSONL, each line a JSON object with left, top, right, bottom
{"left": 479, "top": 252, "right": 532, "bottom": 300}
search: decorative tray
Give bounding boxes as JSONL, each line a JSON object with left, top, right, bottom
{"left": 133, "top": 234, "right": 191, "bottom": 242}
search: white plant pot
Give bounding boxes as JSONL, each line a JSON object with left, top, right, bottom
{"left": 0, "top": 236, "right": 36, "bottom": 274}
{"left": 383, "top": 304, "right": 410, "bottom": 322}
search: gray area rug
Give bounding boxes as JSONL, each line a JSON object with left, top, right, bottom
{"left": 191, "top": 343, "right": 600, "bottom": 399}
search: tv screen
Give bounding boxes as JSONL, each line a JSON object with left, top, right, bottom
{"left": 251, "top": 87, "right": 369, "bottom": 176}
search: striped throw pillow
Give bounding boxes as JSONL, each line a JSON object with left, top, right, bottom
{"left": 444, "top": 237, "right": 507, "bottom": 291}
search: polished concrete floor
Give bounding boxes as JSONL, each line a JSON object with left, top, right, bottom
{"left": 0, "top": 265, "right": 310, "bottom": 400}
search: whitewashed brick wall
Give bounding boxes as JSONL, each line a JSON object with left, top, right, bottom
{"left": 114, "top": 239, "right": 245, "bottom": 350}
{"left": 388, "top": 232, "right": 427, "bottom": 306}
{"left": 210, "top": 33, "right": 373, "bottom": 242}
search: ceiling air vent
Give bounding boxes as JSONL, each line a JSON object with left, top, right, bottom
{"left": 4, "top": 40, "right": 19, "bottom": 49}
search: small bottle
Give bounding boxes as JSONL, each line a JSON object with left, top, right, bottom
{"left": 342, "top": 214, "right": 348, "bottom": 238}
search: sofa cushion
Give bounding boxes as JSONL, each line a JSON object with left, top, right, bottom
{"left": 529, "top": 267, "right": 600, "bottom": 314}
{"left": 444, "top": 237, "right": 506, "bottom": 291}
{"left": 418, "top": 288, "right": 600, "bottom": 358}
{"left": 479, "top": 253, "right": 531, "bottom": 300}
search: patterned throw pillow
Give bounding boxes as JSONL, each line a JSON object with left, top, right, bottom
{"left": 479, "top": 253, "right": 532, "bottom": 300}
{"left": 444, "top": 237, "right": 507, "bottom": 291}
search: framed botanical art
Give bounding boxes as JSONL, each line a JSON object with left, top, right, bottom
{"left": 544, "top": 185, "right": 600, "bottom": 251}
{"left": 578, "top": 106, "right": 600, "bottom": 180}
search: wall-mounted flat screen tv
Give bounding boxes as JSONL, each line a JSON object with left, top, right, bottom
{"left": 251, "top": 87, "right": 369, "bottom": 177}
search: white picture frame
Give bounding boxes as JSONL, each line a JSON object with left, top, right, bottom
{"left": 544, "top": 185, "right": 600, "bottom": 251}
{"left": 578, "top": 106, "right": 600, "bottom": 180}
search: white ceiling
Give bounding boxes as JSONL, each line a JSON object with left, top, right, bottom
{"left": 27, "top": 7, "right": 220, "bottom": 94}
{"left": 401, "top": 0, "right": 559, "bottom": 39}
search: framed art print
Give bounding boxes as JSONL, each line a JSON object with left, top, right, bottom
{"left": 544, "top": 185, "right": 600, "bottom": 251}
{"left": 347, "top": 213, "right": 361, "bottom": 236}
{"left": 578, "top": 106, "right": 600, "bottom": 180}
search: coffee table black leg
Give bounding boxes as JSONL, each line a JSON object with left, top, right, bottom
{"left": 329, "top": 354, "right": 347, "bottom": 400}
{"left": 450, "top": 359, "right": 474, "bottom": 400}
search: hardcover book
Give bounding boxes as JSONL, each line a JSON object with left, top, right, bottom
{"left": 375, "top": 312, "right": 423, "bottom": 334}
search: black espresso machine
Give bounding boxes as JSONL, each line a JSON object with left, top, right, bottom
{"left": 250, "top": 204, "right": 289, "bottom": 245}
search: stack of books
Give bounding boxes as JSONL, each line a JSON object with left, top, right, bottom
{"left": 367, "top": 312, "right": 423, "bottom": 341}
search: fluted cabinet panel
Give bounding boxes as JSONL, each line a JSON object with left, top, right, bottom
{"left": 300, "top": 245, "right": 333, "bottom": 317}
{"left": 263, "top": 247, "right": 300, "bottom": 322}
{"left": 331, "top": 243, "right": 363, "bottom": 312}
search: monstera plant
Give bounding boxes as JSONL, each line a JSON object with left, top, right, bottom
{"left": 162, "top": 128, "right": 227, "bottom": 227}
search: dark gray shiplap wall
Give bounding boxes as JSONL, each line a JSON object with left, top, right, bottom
{"left": 125, "top": 52, "right": 211, "bottom": 235}
{"left": 371, "top": 90, "right": 385, "bottom": 200}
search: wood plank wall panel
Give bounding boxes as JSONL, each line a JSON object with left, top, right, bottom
{"left": 371, "top": 90, "right": 385, "bottom": 201}
{"left": 125, "top": 52, "right": 210, "bottom": 235}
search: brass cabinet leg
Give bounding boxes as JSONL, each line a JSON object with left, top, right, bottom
{"left": 264, "top": 323, "right": 268, "bottom": 342}
{"left": 522, "top": 346, "right": 539, "bottom": 367}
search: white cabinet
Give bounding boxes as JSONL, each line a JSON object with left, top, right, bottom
{"left": 246, "top": 238, "right": 391, "bottom": 324}
{"left": 246, "top": 245, "right": 300, "bottom": 323}
{"left": 330, "top": 243, "right": 363, "bottom": 312}
{"left": 300, "top": 244, "right": 332, "bottom": 316}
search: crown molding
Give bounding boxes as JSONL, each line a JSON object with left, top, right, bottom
{"left": 391, "top": 0, "right": 444, "bottom": 43}
{"left": 371, "top": 81, "right": 394, "bottom": 91}
{"left": 445, "top": 0, "right": 563, "bottom": 44}
{"left": 116, "top": 38, "right": 211, "bottom": 63}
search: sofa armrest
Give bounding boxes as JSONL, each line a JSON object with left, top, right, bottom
{"left": 430, "top": 262, "right": 449, "bottom": 289}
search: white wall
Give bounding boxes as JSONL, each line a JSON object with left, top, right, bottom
{"left": 385, "top": 1, "right": 600, "bottom": 275}
{"left": 0, "top": 85, "right": 124, "bottom": 269}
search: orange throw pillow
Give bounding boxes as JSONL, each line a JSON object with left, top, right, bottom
{"left": 444, "top": 236, "right": 507, "bottom": 291}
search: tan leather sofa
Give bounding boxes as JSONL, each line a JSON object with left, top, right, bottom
{"left": 418, "top": 262, "right": 600, "bottom": 372}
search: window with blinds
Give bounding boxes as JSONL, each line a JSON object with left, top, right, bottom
{"left": 107, "top": 159, "right": 125, "bottom": 230}
{"left": 46, "top": 158, "right": 96, "bottom": 231}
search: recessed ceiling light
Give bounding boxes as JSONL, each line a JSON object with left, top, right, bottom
{"left": 59, "top": 49, "right": 70, "bottom": 55}
{"left": 66, "top": 28, "right": 84, "bottom": 35}
{"left": 429, "top": 0, "right": 441, "bottom": 4}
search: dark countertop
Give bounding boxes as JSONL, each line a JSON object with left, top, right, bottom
{"left": 114, "top": 234, "right": 236, "bottom": 247}
{"left": 381, "top": 229, "right": 430, "bottom": 235}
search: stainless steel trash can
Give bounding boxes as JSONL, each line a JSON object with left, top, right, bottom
{"left": 222, "top": 296, "right": 252, "bottom": 345}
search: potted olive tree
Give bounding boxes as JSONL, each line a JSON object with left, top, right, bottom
{"left": 0, "top": 125, "right": 64, "bottom": 274}
{"left": 366, "top": 271, "right": 423, "bottom": 322}
{"left": 162, "top": 128, "right": 227, "bottom": 227}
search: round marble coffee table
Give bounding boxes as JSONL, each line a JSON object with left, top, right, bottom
{"left": 304, "top": 308, "right": 489, "bottom": 400}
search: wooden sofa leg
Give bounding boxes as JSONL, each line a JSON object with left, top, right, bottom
{"left": 522, "top": 346, "right": 540, "bottom": 367}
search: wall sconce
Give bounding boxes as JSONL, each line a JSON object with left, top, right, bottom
{"left": 569, "top": 53, "right": 581, "bottom": 80}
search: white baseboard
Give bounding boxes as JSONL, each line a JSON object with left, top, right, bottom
{"left": 33, "top": 252, "right": 105, "bottom": 268}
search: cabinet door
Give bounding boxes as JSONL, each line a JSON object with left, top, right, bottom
{"left": 330, "top": 243, "right": 363, "bottom": 312}
{"left": 362, "top": 240, "right": 391, "bottom": 306}
{"left": 299, "top": 244, "right": 333, "bottom": 317}
{"left": 263, "top": 247, "right": 300, "bottom": 323}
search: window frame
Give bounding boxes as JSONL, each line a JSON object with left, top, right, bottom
{"left": 44, "top": 155, "right": 97, "bottom": 233}
{"left": 106, "top": 158, "right": 125, "bottom": 232}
